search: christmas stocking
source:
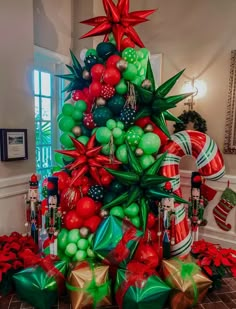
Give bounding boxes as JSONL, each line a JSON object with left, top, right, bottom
{"left": 213, "top": 187, "right": 236, "bottom": 231}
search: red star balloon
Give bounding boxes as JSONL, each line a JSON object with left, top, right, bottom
{"left": 55, "top": 134, "right": 120, "bottom": 186}
{"left": 80, "top": 0, "right": 157, "bottom": 51}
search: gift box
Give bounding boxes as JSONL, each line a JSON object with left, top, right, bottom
{"left": 93, "top": 216, "right": 142, "bottom": 269}
{"left": 115, "top": 261, "right": 171, "bottom": 309}
{"left": 162, "top": 256, "right": 212, "bottom": 309}
{"left": 13, "top": 255, "right": 68, "bottom": 309}
{"left": 66, "top": 261, "right": 111, "bottom": 309}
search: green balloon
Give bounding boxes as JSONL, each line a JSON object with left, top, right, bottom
{"left": 116, "top": 144, "right": 128, "bottom": 164}
{"left": 85, "top": 48, "right": 97, "bottom": 57}
{"left": 122, "top": 48, "right": 137, "bottom": 64}
{"left": 58, "top": 116, "right": 75, "bottom": 132}
{"left": 137, "top": 48, "right": 149, "bottom": 60}
{"left": 125, "top": 131, "right": 141, "bottom": 146}
{"left": 72, "top": 109, "right": 83, "bottom": 121}
{"left": 131, "top": 76, "right": 142, "bottom": 86}
{"left": 93, "top": 107, "right": 113, "bottom": 127}
{"left": 115, "top": 79, "right": 128, "bottom": 95}
{"left": 128, "top": 126, "right": 144, "bottom": 136}
{"left": 114, "top": 132, "right": 126, "bottom": 145}
{"left": 87, "top": 247, "right": 95, "bottom": 258}
{"left": 106, "top": 119, "right": 117, "bottom": 130}
{"left": 116, "top": 121, "right": 125, "bottom": 130}
{"left": 110, "top": 206, "right": 125, "bottom": 218}
{"left": 60, "top": 132, "right": 75, "bottom": 148}
{"left": 124, "top": 203, "right": 139, "bottom": 218}
{"left": 122, "top": 63, "right": 137, "bottom": 81}
{"left": 77, "top": 135, "right": 89, "bottom": 145}
{"left": 139, "top": 154, "right": 155, "bottom": 170}
{"left": 74, "top": 100, "right": 87, "bottom": 112}
{"left": 107, "top": 95, "right": 125, "bottom": 115}
{"left": 77, "top": 238, "right": 89, "bottom": 250}
{"left": 112, "top": 127, "right": 123, "bottom": 139}
{"left": 58, "top": 229, "right": 68, "bottom": 250}
{"left": 54, "top": 152, "right": 64, "bottom": 166}
{"left": 73, "top": 250, "right": 87, "bottom": 261}
{"left": 67, "top": 229, "right": 80, "bottom": 244}
{"left": 96, "top": 127, "right": 112, "bottom": 144}
{"left": 65, "top": 243, "right": 77, "bottom": 257}
{"left": 138, "top": 133, "right": 161, "bottom": 155}
{"left": 101, "top": 143, "right": 116, "bottom": 155}
{"left": 62, "top": 103, "right": 74, "bottom": 116}
{"left": 131, "top": 216, "right": 141, "bottom": 228}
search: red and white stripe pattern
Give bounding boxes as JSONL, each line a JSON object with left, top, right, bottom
{"left": 159, "top": 130, "right": 225, "bottom": 257}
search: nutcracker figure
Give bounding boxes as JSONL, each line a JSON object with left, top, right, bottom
{"left": 45, "top": 176, "right": 62, "bottom": 255}
{"left": 188, "top": 172, "right": 207, "bottom": 242}
{"left": 24, "top": 174, "right": 42, "bottom": 244}
{"left": 158, "top": 182, "right": 176, "bottom": 259}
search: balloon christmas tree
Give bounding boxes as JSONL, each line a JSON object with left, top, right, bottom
{"left": 46, "top": 0, "right": 225, "bottom": 265}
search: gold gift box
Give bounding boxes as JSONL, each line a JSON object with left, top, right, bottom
{"left": 67, "top": 261, "right": 112, "bottom": 309}
{"left": 162, "top": 256, "right": 212, "bottom": 309}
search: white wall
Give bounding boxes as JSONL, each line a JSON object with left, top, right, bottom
{"left": 33, "top": 0, "right": 73, "bottom": 57}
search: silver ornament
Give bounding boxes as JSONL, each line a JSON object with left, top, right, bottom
{"left": 100, "top": 209, "right": 109, "bottom": 218}
{"left": 141, "top": 79, "right": 152, "bottom": 89}
{"left": 96, "top": 97, "right": 106, "bottom": 107}
{"left": 80, "top": 227, "right": 90, "bottom": 238}
{"left": 72, "top": 126, "right": 82, "bottom": 136}
{"left": 116, "top": 59, "right": 128, "bottom": 72}
{"left": 135, "top": 148, "right": 144, "bottom": 156}
{"left": 82, "top": 70, "right": 91, "bottom": 80}
{"left": 144, "top": 124, "right": 154, "bottom": 132}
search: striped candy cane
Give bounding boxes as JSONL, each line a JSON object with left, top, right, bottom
{"left": 159, "top": 130, "right": 225, "bottom": 257}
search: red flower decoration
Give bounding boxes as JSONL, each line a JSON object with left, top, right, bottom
{"left": 80, "top": 0, "right": 156, "bottom": 51}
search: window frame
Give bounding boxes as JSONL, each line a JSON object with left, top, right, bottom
{"left": 33, "top": 46, "right": 69, "bottom": 177}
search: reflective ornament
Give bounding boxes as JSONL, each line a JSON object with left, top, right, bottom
{"left": 96, "top": 97, "right": 106, "bottom": 106}
{"left": 82, "top": 70, "right": 91, "bottom": 80}
{"left": 100, "top": 209, "right": 109, "bottom": 218}
{"left": 135, "top": 148, "right": 144, "bottom": 157}
{"left": 144, "top": 124, "right": 154, "bottom": 132}
{"left": 79, "top": 227, "right": 90, "bottom": 238}
{"left": 116, "top": 59, "right": 128, "bottom": 72}
{"left": 142, "top": 79, "right": 152, "bottom": 89}
{"left": 72, "top": 126, "right": 82, "bottom": 137}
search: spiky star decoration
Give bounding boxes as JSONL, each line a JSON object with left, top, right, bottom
{"left": 103, "top": 143, "right": 188, "bottom": 230}
{"left": 55, "top": 134, "right": 120, "bottom": 186}
{"left": 135, "top": 60, "right": 193, "bottom": 138}
{"left": 56, "top": 50, "right": 90, "bottom": 102}
{"left": 80, "top": 0, "right": 156, "bottom": 51}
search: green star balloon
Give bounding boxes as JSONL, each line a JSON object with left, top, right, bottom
{"left": 56, "top": 50, "right": 91, "bottom": 101}
{"left": 135, "top": 60, "right": 193, "bottom": 138}
{"left": 103, "top": 143, "right": 188, "bottom": 218}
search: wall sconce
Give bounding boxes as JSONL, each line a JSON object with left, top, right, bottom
{"left": 182, "top": 79, "right": 207, "bottom": 110}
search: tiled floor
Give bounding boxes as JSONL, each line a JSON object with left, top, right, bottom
{"left": 1, "top": 278, "right": 236, "bottom": 309}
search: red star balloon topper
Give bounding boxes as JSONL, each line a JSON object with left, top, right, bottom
{"left": 80, "top": 0, "right": 157, "bottom": 51}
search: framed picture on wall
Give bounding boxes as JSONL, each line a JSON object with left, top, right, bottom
{"left": 0, "top": 129, "right": 28, "bottom": 161}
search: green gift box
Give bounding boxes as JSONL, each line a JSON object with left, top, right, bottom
{"left": 93, "top": 216, "right": 143, "bottom": 269}
{"left": 115, "top": 261, "right": 171, "bottom": 309}
{"left": 13, "top": 258, "right": 68, "bottom": 309}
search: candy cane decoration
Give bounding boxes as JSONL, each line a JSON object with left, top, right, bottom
{"left": 160, "top": 130, "right": 225, "bottom": 197}
{"left": 159, "top": 130, "right": 225, "bottom": 257}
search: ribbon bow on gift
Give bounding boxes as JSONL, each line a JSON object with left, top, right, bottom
{"left": 116, "top": 261, "right": 157, "bottom": 307}
{"left": 66, "top": 261, "right": 110, "bottom": 309}
{"left": 165, "top": 258, "right": 201, "bottom": 306}
{"left": 105, "top": 227, "right": 138, "bottom": 265}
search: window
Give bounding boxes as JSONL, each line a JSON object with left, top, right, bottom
{"left": 34, "top": 70, "right": 53, "bottom": 180}
{"left": 33, "top": 46, "right": 69, "bottom": 182}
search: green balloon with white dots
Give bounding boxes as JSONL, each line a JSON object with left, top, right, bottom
{"left": 122, "top": 47, "right": 137, "bottom": 64}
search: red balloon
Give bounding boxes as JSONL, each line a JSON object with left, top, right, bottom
{"left": 89, "top": 81, "right": 102, "bottom": 98}
{"left": 147, "top": 213, "right": 156, "bottom": 229}
{"left": 103, "top": 67, "right": 121, "bottom": 86}
{"left": 64, "top": 210, "right": 84, "bottom": 230}
{"left": 76, "top": 197, "right": 96, "bottom": 219}
{"left": 72, "top": 90, "right": 84, "bottom": 101}
{"left": 52, "top": 171, "right": 70, "bottom": 192}
{"left": 60, "top": 187, "right": 81, "bottom": 212}
{"left": 83, "top": 215, "right": 102, "bottom": 233}
{"left": 144, "top": 229, "right": 158, "bottom": 242}
{"left": 134, "top": 242, "right": 160, "bottom": 268}
{"left": 121, "top": 37, "right": 135, "bottom": 51}
{"left": 106, "top": 55, "right": 121, "bottom": 68}
{"left": 91, "top": 64, "right": 105, "bottom": 81}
